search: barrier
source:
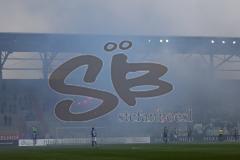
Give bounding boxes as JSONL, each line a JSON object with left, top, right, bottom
{"left": 0, "top": 133, "right": 19, "bottom": 146}
{"left": 18, "top": 137, "right": 150, "bottom": 146}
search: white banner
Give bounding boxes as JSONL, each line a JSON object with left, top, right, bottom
{"left": 19, "top": 137, "right": 150, "bottom": 146}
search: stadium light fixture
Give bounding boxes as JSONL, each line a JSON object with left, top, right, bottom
{"left": 148, "top": 39, "right": 151, "bottom": 43}
{"left": 222, "top": 40, "right": 226, "bottom": 44}
{"left": 233, "top": 41, "right": 236, "bottom": 44}
{"left": 165, "top": 39, "right": 169, "bottom": 43}
{"left": 160, "top": 39, "right": 163, "bottom": 43}
{"left": 211, "top": 40, "right": 215, "bottom": 44}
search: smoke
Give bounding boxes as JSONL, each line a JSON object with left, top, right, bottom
{"left": 1, "top": 0, "right": 240, "bottom": 138}
{"left": 0, "top": 0, "right": 240, "bottom": 36}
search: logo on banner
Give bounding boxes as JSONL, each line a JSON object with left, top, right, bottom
{"left": 49, "top": 41, "right": 173, "bottom": 121}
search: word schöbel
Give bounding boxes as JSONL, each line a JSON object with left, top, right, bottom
{"left": 49, "top": 41, "right": 173, "bottom": 121}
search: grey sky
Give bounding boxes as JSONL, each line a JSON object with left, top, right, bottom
{"left": 0, "top": 0, "right": 240, "bottom": 36}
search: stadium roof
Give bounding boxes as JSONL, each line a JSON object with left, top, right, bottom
{"left": 0, "top": 32, "right": 240, "bottom": 55}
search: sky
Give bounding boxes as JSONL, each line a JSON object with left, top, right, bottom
{"left": 0, "top": 0, "right": 240, "bottom": 36}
